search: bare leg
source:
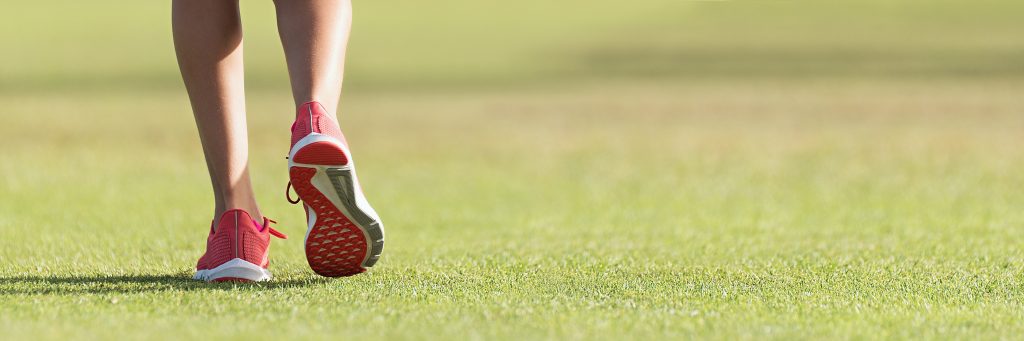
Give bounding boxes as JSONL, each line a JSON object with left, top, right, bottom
{"left": 173, "top": 0, "right": 262, "bottom": 221}
{"left": 274, "top": 0, "right": 353, "bottom": 115}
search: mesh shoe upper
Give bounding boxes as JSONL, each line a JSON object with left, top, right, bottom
{"left": 196, "top": 209, "right": 286, "bottom": 270}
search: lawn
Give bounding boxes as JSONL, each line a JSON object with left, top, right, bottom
{"left": 3, "top": 0, "right": 1024, "bottom": 340}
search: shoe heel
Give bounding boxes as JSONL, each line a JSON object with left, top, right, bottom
{"left": 293, "top": 141, "right": 348, "bottom": 166}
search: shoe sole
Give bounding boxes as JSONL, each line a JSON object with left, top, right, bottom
{"left": 193, "top": 258, "right": 272, "bottom": 282}
{"left": 288, "top": 134, "right": 385, "bottom": 277}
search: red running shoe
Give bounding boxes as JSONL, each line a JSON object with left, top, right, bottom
{"left": 194, "top": 209, "right": 287, "bottom": 282}
{"left": 287, "top": 101, "right": 384, "bottom": 277}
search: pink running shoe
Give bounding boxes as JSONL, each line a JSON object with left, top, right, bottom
{"left": 287, "top": 101, "right": 384, "bottom": 277}
{"left": 194, "top": 209, "right": 287, "bottom": 282}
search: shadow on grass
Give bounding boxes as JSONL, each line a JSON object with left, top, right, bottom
{"left": 0, "top": 273, "right": 334, "bottom": 295}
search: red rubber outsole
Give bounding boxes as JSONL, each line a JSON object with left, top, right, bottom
{"left": 291, "top": 142, "right": 368, "bottom": 277}
{"left": 292, "top": 141, "right": 348, "bottom": 165}
{"left": 291, "top": 167, "right": 368, "bottom": 277}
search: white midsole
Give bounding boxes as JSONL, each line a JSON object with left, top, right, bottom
{"left": 193, "top": 258, "right": 272, "bottom": 282}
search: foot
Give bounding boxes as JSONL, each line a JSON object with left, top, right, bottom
{"left": 287, "top": 101, "right": 385, "bottom": 277}
{"left": 194, "top": 209, "right": 287, "bottom": 282}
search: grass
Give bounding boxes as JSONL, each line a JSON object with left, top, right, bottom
{"left": 4, "top": 81, "right": 1024, "bottom": 339}
{"left": 4, "top": 0, "right": 1024, "bottom": 339}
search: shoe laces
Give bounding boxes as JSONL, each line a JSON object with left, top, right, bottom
{"left": 285, "top": 181, "right": 301, "bottom": 204}
{"left": 262, "top": 218, "right": 288, "bottom": 239}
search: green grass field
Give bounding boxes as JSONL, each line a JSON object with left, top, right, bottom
{"left": 3, "top": 0, "right": 1024, "bottom": 339}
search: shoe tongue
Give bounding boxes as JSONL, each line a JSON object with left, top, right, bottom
{"left": 253, "top": 217, "right": 266, "bottom": 232}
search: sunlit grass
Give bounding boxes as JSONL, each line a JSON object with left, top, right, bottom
{"left": 3, "top": 80, "right": 1024, "bottom": 339}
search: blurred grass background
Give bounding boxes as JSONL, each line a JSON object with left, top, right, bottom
{"left": 3, "top": 0, "right": 1024, "bottom": 91}
{"left": 3, "top": 0, "right": 1024, "bottom": 340}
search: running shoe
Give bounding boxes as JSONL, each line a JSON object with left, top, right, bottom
{"left": 287, "top": 101, "right": 384, "bottom": 277}
{"left": 194, "top": 209, "right": 287, "bottom": 282}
